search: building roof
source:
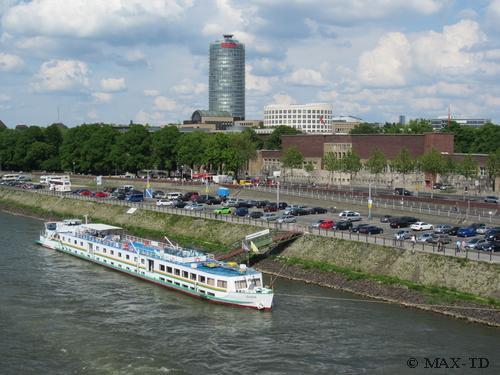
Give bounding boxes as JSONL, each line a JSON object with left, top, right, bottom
{"left": 193, "top": 110, "right": 232, "bottom": 118}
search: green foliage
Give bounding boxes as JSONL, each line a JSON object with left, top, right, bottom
{"left": 350, "top": 123, "right": 380, "bottom": 134}
{"left": 419, "top": 148, "right": 445, "bottom": 181}
{"left": 340, "top": 150, "right": 362, "bottom": 175}
{"left": 304, "top": 161, "right": 315, "bottom": 174}
{"left": 365, "top": 148, "right": 387, "bottom": 175}
{"left": 486, "top": 150, "right": 500, "bottom": 191}
{"left": 392, "top": 148, "right": 415, "bottom": 175}
{"left": 442, "top": 122, "right": 500, "bottom": 153}
{"left": 459, "top": 154, "right": 478, "bottom": 180}
{"left": 323, "top": 152, "right": 340, "bottom": 185}
{"left": 151, "top": 126, "right": 180, "bottom": 172}
{"left": 265, "top": 125, "right": 301, "bottom": 149}
{"left": 281, "top": 146, "right": 304, "bottom": 169}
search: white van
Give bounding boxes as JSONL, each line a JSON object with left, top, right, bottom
{"left": 166, "top": 192, "right": 183, "bottom": 200}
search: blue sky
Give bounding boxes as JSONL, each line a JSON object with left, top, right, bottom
{"left": 1, "top": 0, "right": 500, "bottom": 127}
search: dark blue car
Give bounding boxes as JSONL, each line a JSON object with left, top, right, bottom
{"left": 233, "top": 207, "right": 249, "bottom": 217}
{"left": 457, "top": 226, "right": 476, "bottom": 237}
{"left": 126, "top": 193, "right": 144, "bottom": 202}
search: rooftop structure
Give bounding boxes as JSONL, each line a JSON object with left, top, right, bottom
{"left": 263, "top": 103, "right": 332, "bottom": 133}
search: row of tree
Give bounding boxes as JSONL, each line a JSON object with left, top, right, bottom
{"left": 0, "top": 123, "right": 264, "bottom": 176}
{"left": 280, "top": 146, "right": 500, "bottom": 191}
{"left": 350, "top": 120, "right": 500, "bottom": 154}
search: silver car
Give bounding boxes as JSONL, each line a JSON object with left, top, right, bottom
{"left": 394, "top": 229, "right": 411, "bottom": 240}
{"left": 416, "top": 233, "right": 433, "bottom": 242}
{"left": 262, "top": 213, "right": 278, "bottom": 221}
{"left": 434, "top": 224, "right": 452, "bottom": 234}
{"left": 309, "top": 219, "right": 325, "bottom": 229}
{"left": 277, "top": 215, "right": 297, "bottom": 224}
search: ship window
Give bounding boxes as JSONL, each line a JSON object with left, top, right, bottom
{"left": 110, "top": 250, "right": 114, "bottom": 255}
{"left": 118, "top": 252, "right": 122, "bottom": 257}
{"left": 80, "top": 242, "right": 83, "bottom": 246}
{"left": 160, "top": 264, "right": 165, "bottom": 271}
{"left": 141, "top": 259, "right": 145, "bottom": 264}
{"left": 199, "top": 275, "right": 206, "bottom": 283}
{"left": 235, "top": 280, "right": 247, "bottom": 289}
{"left": 126, "top": 254, "right": 129, "bottom": 260}
{"left": 174, "top": 269, "right": 180, "bottom": 276}
{"left": 160, "top": 277, "right": 165, "bottom": 281}
{"left": 207, "top": 278, "right": 215, "bottom": 286}
{"left": 199, "top": 290, "right": 205, "bottom": 294}
{"left": 182, "top": 284, "right": 188, "bottom": 288}
{"left": 167, "top": 266, "right": 172, "bottom": 273}
{"left": 111, "top": 262, "right": 114, "bottom": 265}
{"left": 217, "top": 280, "right": 227, "bottom": 288}
{"left": 182, "top": 271, "right": 189, "bottom": 278}
{"left": 103, "top": 249, "right": 106, "bottom": 253}
{"left": 190, "top": 287, "right": 195, "bottom": 290}
{"left": 96, "top": 246, "right": 99, "bottom": 251}
{"left": 74, "top": 240, "right": 77, "bottom": 245}
{"left": 190, "top": 273, "right": 197, "bottom": 280}
{"left": 208, "top": 292, "right": 215, "bottom": 297}
{"left": 167, "top": 279, "right": 172, "bottom": 283}
{"left": 174, "top": 282, "right": 180, "bottom": 286}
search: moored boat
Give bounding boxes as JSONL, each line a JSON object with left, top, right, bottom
{"left": 38, "top": 219, "right": 273, "bottom": 310}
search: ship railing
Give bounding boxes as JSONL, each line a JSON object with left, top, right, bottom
{"left": 73, "top": 232, "right": 123, "bottom": 250}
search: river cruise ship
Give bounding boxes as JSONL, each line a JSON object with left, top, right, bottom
{"left": 38, "top": 219, "right": 273, "bottom": 310}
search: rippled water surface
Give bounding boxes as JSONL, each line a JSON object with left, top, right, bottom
{"left": 0, "top": 211, "right": 499, "bottom": 374}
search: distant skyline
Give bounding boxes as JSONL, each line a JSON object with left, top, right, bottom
{"left": 2, "top": 0, "right": 500, "bottom": 127}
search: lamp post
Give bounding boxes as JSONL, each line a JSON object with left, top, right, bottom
{"left": 368, "top": 182, "right": 373, "bottom": 220}
{"left": 72, "top": 161, "right": 75, "bottom": 175}
{"left": 276, "top": 177, "right": 280, "bottom": 209}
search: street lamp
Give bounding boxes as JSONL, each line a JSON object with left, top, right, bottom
{"left": 368, "top": 182, "right": 373, "bottom": 220}
{"left": 276, "top": 176, "right": 280, "bottom": 209}
{"left": 72, "top": 161, "right": 75, "bottom": 175}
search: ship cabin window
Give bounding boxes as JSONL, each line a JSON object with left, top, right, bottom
{"left": 160, "top": 277, "right": 165, "bottom": 281}
{"left": 208, "top": 292, "right": 215, "bottom": 297}
{"left": 190, "top": 273, "right": 197, "bottom": 280}
{"left": 167, "top": 266, "right": 172, "bottom": 273}
{"left": 207, "top": 278, "right": 215, "bottom": 286}
{"left": 80, "top": 242, "right": 83, "bottom": 246}
{"left": 167, "top": 279, "right": 172, "bottom": 283}
{"left": 182, "top": 284, "right": 188, "bottom": 288}
{"left": 174, "top": 269, "right": 180, "bottom": 276}
{"left": 199, "top": 275, "right": 206, "bottom": 283}
{"left": 190, "top": 287, "right": 195, "bottom": 290}
{"left": 217, "top": 280, "right": 227, "bottom": 288}
{"left": 103, "top": 249, "right": 106, "bottom": 253}
{"left": 199, "top": 289, "right": 205, "bottom": 294}
{"left": 174, "top": 282, "right": 180, "bottom": 286}
{"left": 96, "top": 246, "right": 99, "bottom": 251}
{"left": 126, "top": 254, "right": 129, "bottom": 260}
{"left": 74, "top": 240, "right": 77, "bottom": 245}
{"left": 118, "top": 252, "right": 122, "bottom": 257}
{"left": 235, "top": 280, "right": 247, "bottom": 289}
{"left": 141, "top": 259, "right": 145, "bottom": 264}
{"left": 182, "top": 271, "right": 189, "bottom": 278}
{"left": 160, "top": 264, "right": 165, "bottom": 271}
{"left": 110, "top": 250, "right": 114, "bottom": 255}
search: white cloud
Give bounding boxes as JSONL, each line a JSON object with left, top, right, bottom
{"left": 32, "top": 59, "right": 89, "bottom": 93}
{"left": 487, "top": 0, "right": 500, "bottom": 30}
{"left": 0, "top": 94, "right": 10, "bottom": 102}
{"left": 15, "top": 36, "right": 57, "bottom": 50}
{"left": 286, "top": 68, "right": 325, "bottom": 86}
{"left": 318, "top": 90, "right": 339, "bottom": 101}
{"left": 144, "top": 89, "right": 160, "bottom": 97}
{"left": 92, "top": 92, "right": 112, "bottom": 102}
{"left": 412, "top": 20, "right": 486, "bottom": 76}
{"left": 172, "top": 80, "right": 207, "bottom": 95}
{"left": 100, "top": 78, "right": 126, "bottom": 92}
{"left": 3, "top": 0, "right": 194, "bottom": 39}
{"left": 0, "top": 52, "right": 24, "bottom": 71}
{"left": 358, "top": 32, "right": 411, "bottom": 87}
{"left": 202, "top": 23, "right": 223, "bottom": 36}
{"left": 272, "top": 93, "right": 296, "bottom": 105}
{"left": 246, "top": 65, "right": 272, "bottom": 93}
{"left": 135, "top": 110, "right": 166, "bottom": 124}
{"left": 87, "top": 110, "right": 99, "bottom": 120}
{"left": 154, "top": 96, "right": 177, "bottom": 111}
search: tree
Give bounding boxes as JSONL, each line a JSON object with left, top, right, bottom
{"left": 459, "top": 154, "right": 478, "bottom": 194}
{"left": 265, "top": 125, "right": 301, "bottom": 149}
{"left": 323, "top": 152, "right": 340, "bottom": 186}
{"left": 340, "top": 150, "right": 362, "bottom": 190}
{"left": 419, "top": 148, "right": 445, "bottom": 197}
{"left": 202, "top": 133, "right": 230, "bottom": 173}
{"left": 486, "top": 150, "right": 500, "bottom": 192}
{"left": 365, "top": 148, "right": 387, "bottom": 185}
{"left": 224, "top": 132, "right": 257, "bottom": 177}
{"left": 175, "top": 131, "right": 206, "bottom": 170}
{"left": 151, "top": 126, "right": 181, "bottom": 174}
{"left": 281, "top": 146, "right": 304, "bottom": 180}
{"left": 350, "top": 123, "right": 380, "bottom": 134}
{"left": 304, "top": 161, "right": 315, "bottom": 184}
{"left": 391, "top": 148, "right": 415, "bottom": 189}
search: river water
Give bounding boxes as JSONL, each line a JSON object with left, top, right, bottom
{"left": 0, "top": 211, "right": 499, "bottom": 375}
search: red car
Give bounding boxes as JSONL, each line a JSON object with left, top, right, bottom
{"left": 94, "top": 191, "right": 109, "bottom": 198}
{"left": 319, "top": 220, "right": 335, "bottom": 230}
{"left": 79, "top": 190, "right": 92, "bottom": 196}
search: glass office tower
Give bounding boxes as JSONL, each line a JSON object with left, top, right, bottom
{"left": 209, "top": 34, "right": 245, "bottom": 120}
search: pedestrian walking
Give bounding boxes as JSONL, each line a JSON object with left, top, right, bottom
{"left": 456, "top": 239, "right": 461, "bottom": 252}
{"left": 411, "top": 235, "right": 416, "bottom": 249}
{"left": 461, "top": 240, "right": 466, "bottom": 252}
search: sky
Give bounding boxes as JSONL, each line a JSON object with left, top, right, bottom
{"left": 1, "top": 0, "right": 500, "bottom": 127}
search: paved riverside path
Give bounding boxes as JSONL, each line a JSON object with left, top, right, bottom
{"left": 4, "top": 186, "right": 499, "bottom": 264}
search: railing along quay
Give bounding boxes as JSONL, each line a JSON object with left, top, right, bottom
{"left": 3, "top": 186, "right": 500, "bottom": 264}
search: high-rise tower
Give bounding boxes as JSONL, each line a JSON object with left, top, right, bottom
{"left": 209, "top": 34, "right": 245, "bottom": 120}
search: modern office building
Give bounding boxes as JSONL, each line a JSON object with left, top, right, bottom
{"left": 429, "top": 117, "right": 491, "bottom": 130}
{"left": 331, "top": 115, "right": 363, "bottom": 134}
{"left": 263, "top": 103, "right": 333, "bottom": 133}
{"left": 209, "top": 34, "right": 245, "bottom": 120}
{"left": 399, "top": 115, "right": 406, "bottom": 125}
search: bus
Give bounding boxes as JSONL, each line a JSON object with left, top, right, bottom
{"left": 48, "top": 176, "right": 71, "bottom": 192}
{"left": 40, "top": 175, "right": 70, "bottom": 185}
{"left": 1, "top": 174, "right": 21, "bottom": 182}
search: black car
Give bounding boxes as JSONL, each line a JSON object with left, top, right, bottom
{"left": 400, "top": 216, "right": 419, "bottom": 224}
{"left": 359, "top": 225, "right": 384, "bottom": 234}
{"left": 236, "top": 200, "right": 255, "bottom": 208}
{"left": 336, "top": 220, "right": 353, "bottom": 230}
{"left": 182, "top": 192, "right": 199, "bottom": 201}
{"left": 255, "top": 200, "right": 270, "bottom": 208}
{"left": 352, "top": 223, "right": 369, "bottom": 233}
{"left": 485, "top": 241, "right": 500, "bottom": 252}
{"left": 289, "top": 208, "right": 310, "bottom": 216}
{"left": 394, "top": 188, "right": 412, "bottom": 196}
{"left": 390, "top": 218, "right": 410, "bottom": 228}
{"left": 248, "top": 211, "right": 264, "bottom": 219}
{"left": 205, "top": 197, "right": 222, "bottom": 205}
{"left": 380, "top": 215, "right": 393, "bottom": 223}
{"left": 310, "top": 207, "right": 328, "bottom": 214}
{"left": 174, "top": 201, "right": 188, "bottom": 208}
{"left": 445, "top": 226, "right": 460, "bottom": 236}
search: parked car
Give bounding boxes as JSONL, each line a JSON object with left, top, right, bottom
{"left": 445, "top": 226, "right": 460, "bottom": 236}
{"left": 338, "top": 211, "right": 361, "bottom": 221}
{"left": 174, "top": 201, "right": 187, "bottom": 209}
{"left": 359, "top": 225, "right": 384, "bottom": 235}
{"left": 205, "top": 197, "right": 222, "bottom": 205}
{"left": 308, "top": 220, "right": 325, "bottom": 229}
{"left": 289, "top": 208, "right": 311, "bottom": 216}
{"left": 233, "top": 207, "right": 249, "bottom": 217}
{"left": 457, "top": 226, "right": 477, "bottom": 237}
{"left": 184, "top": 203, "right": 204, "bottom": 211}
{"left": 255, "top": 200, "right": 270, "bottom": 208}
{"left": 464, "top": 238, "right": 485, "bottom": 249}
{"left": 247, "top": 211, "right": 264, "bottom": 219}
{"left": 94, "top": 191, "right": 108, "bottom": 198}
{"left": 125, "top": 193, "right": 144, "bottom": 202}
{"left": 380, "top": 215, "right": 393, "bottom": 223}
{"left": 214, "top": 207, "right": 232, "bottom": 215}
{"left": 156, "top": 199, "right": 176, "bottom": 206}
{"left": 181, "top": 191, "right": 198, "bottom": 201}
{"left": 390, "top": 218, "right": 410, "bottom": 228}
{"left": 262, "top": 213, "right": 278, "bottom": 221}
{"left": 236, "top": 200, "right": 255, "bottom": 208}
{"left": 410, "top": 222, "right": 433, "bottom": 231}
{"left": 352, "top": 224, "right": 370, "bottom": 233}
{"left": 153, "top": 190, "right": 165, "bottom": 199}
{"left": 310, "top": 207, "right": 328, "bottom": 214}
{"left": 484, "top": 228, "right": 500, "bottom": 241}
{"left": 394, "top": 188, "right": 412, "bottom": 196}
{"left": 336, "top": 220, "right": 353, "bottom": 230}
{"left": 416, "top": 233, "right": 434, "bottom": 242}
{"left": 284, "top": 205, "right": 306, "bottom": 214}
{"left": 223, "top": 198, "right": 241, "bottom": 207}
{"left": 400, "top": 216, "right": 419, "bottom": 224}
{"left": 277, "top": 215, "right": 296, "bottom": 224}
{"left": 434, "top": 224, "right": 452, "bottom": 234}
{"left": 484, "top": 241, "right": 500, "bottom": 252}
{"left": 79, "top": 190, "right": 92, "bottom": 196}
{"left": 263, "top": 204, "right": 278, "bottom": 212}
{"left": 475, "top": 224, "right": 491, "bottom": 235}
{"left": 426, "top": 234, "right": 451, "bottom": 244}
{"left": 319, "top": 220, "right": 336, "bottom": 230}
{"left": 394, "top": 229, "right": 411, "bottom": 240}
{"left": 476, "top": 240, "right": 494, "bottom": 251}
{"left": 484, "top": 196, "right": 499, "bottom": 203}
{"left": 432, "top": 183, "right": 443, "bottom": 190}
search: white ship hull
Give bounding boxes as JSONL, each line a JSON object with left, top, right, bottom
{"left": 38, "top": 234, "right": 273, "bottom": 310}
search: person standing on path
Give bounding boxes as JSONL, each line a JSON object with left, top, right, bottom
{"left": 456, "top": 239, "right": 461, "bottom": 252}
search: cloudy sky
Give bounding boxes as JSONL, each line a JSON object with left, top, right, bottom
{"left": 1, "top": 0, "right": 500, "bottom": 127}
